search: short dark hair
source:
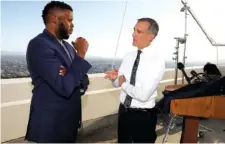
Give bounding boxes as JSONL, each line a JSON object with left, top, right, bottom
{"left": 42, "top": 1, "right": 73, "bottom": 24}
{"left": 138, "top": 17, "right": 159, "bottom": 36}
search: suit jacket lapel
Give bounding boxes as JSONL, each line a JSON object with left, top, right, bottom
{"left": 43, "top": 29, "right": 71, "bottom": 67}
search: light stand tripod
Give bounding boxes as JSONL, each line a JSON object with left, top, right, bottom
{"left": 179, "top": 0, "right": 225, "bottom": 73}
{"left": 173, "top": 0, "right": 188, "bottom": 85}
{"left": 180, "top": 1, "right": 189, "bottom": 84}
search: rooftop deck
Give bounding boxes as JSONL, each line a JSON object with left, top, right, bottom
{"left": 77, "top": 117, "right": 225, "bottom": 143}
{"left": 6, "top": 116, "right": 225, "bottom": 143}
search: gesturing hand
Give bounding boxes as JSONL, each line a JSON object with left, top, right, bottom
{"left": 104, "top": 69, "right": 118, "bottom": 81}
{"left": 71, "top": 37, "right": 88, "bottom": 58}
{"left": 118, "top": 75, "right": 126, "bottom": 87}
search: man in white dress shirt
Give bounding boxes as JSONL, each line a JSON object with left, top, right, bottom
{"left": 105, "top": 17, "right": 165, "bottom": 143}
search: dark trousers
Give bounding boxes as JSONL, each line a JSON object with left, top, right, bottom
{"left": 118, "top": 104, "right": 157, "bottom": 143}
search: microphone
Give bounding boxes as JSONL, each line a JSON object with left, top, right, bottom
{"left": 190, "top": 70, "right": 197, "bottom": 75}
{"left": 177, "top": 62, "right": 191, "bottom": 84}
{"left": 191, "top": 70, "right": 211, "bottom": 82}
{"left": 190, "top": 70, "right": 199, "bottom": 78}
{"left": 190, "top": 70, "right": 202, "bottom": 82}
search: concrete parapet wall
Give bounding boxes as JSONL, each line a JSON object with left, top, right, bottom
{"left": 1, "top": 66, "right": 224, "bottom": 142}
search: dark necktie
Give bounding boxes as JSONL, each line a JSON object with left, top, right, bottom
{"left": 124, "top": 50, "right": 142, "bottom": 107}
{"left": 59, "top": 40, "right": 72, "bottom": 63}
{"left": 63, "top": 44, "right": 72, "bottom": 63}
{"left": 64, "top": 46, "right": 72, "bottom": 63}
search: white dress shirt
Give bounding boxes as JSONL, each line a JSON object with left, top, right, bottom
{"left": 113, "top": 44, "right": 165, "bottom": 109}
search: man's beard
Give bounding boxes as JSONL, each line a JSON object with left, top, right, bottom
{"left": 58, "top": 23, "right": 69, "bottom": 40}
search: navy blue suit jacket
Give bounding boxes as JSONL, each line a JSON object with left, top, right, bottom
{"left": 25, "top": 29, "right": 92, "bottom": 142}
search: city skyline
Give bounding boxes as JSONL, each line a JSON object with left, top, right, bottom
{"left": 1, "top": 0, "right": 225, "bottom": 63}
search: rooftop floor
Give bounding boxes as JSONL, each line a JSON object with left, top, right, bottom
{"left": 7, "top": 115, "right": 225, "bottom": 143}
{"left": 78, "top": 117, "right": 225, "bottom": 143}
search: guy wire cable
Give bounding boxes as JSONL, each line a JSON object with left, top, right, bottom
{"left": 111, "top": 1, "right": 128, "bottom": 70}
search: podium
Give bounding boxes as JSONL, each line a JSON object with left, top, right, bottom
{"left": 165, "top": 84, "right": 225, "bottom": 143}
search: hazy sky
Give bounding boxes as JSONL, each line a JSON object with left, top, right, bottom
{"left": 1, "top": 0, "right": 225, "bottom": 63}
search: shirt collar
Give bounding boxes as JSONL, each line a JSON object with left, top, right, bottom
{"left": 138, "top": 44, "right": 153, "bottom": 54}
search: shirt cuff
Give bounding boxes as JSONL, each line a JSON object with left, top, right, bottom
{"left": 112, "top": 77, "right": 118, "bottom": 87}
{"left": 121, "top": 82, "right": 129, "bottom": 93}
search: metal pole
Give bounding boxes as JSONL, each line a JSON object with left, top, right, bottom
{"left": 173, "top": 37, "right": 186, "bottom": 84}
{"left": 174, "top": 40, "right": 179, "bottom": 84}
{"left": 182, "top": 3, "right": 188, "bottom": 84}
{"left": 216, "top": 46, "right": 219, "bottom": 66}
{"left": 111, "top": 1, "right": 128, "bottom": 70}
{"left": 162, "top": 115, "right": 176, "bottom": 144}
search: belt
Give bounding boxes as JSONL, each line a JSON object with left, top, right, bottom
{"left": 120, "top": 103, "right": 155, "bottom": 113}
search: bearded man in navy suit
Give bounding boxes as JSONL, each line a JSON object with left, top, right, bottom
{"left": 25, "top": 1, "right": 92, "bottom": 143}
